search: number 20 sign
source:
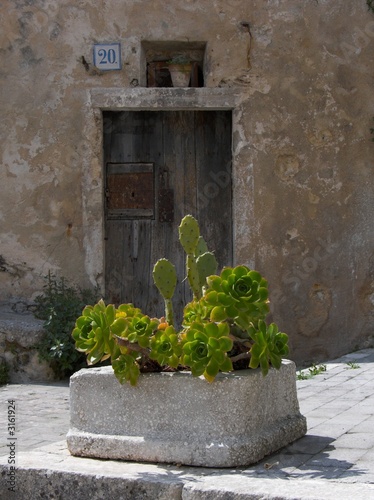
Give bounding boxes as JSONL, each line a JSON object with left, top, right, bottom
{"left": 93, "top": 43, "right": 121, "bottom": 70}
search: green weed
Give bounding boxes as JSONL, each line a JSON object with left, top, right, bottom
{"left": 297, "top": 363, "right": 327, "bottom": 380}
{"left": 346, "top": 361, "right": 360, "bottom": 369}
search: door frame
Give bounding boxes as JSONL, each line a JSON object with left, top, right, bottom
{"left": 81, "top": 87, "right": 249, "bottom": 294}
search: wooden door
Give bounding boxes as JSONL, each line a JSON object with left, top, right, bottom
{"left": 103, "top": 110, "right": 232, "bottom": 322}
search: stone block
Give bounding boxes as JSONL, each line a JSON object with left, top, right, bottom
{"left": 0, "top": 312, "right": 54, "bottom": 382}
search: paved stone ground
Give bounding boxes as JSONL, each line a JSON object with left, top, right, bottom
{"left": 0, "top": 349, "right": 374, "bottom": 499}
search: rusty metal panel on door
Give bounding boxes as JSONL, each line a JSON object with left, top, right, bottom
{"left": 106, "top": 163, "right": 155, "bottom": 219}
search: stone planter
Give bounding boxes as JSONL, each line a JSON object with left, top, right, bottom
{"left": 168, "top": 63, "right": 192, "bottom": 87}
{"left": 67, "top": 360, "right": 306, "bottom": 467}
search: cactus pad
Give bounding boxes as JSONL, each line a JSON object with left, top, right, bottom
{"left": 179, "top": 215, "right": 200, "bottom": 254}
{"left": 196, "top": 251, "right": 218, "bottom": 289}
{"left": 153, "top": 259, "right": 177, "bottom": 300}
{"left": 195, "top": 236, "right": 208, "bottom": 257}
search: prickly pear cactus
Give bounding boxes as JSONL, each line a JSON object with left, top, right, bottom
{"left": 178, "top": 215, "right": 203, "bottom": 299}
{"left": 153, "top": 259, "right": 177, "bottom": 299}
{"left": 185, "top": 255, "right": 201, "bottom": 300}
{"left": 195, "top": 236, "right": 208, "bottom": 257}
{"left": 178, "top": 215, "right": 200, "bottom": 254}
{"left": 196, "top": 251, "right": 218, "bottom": 290}
{"left": 153, "top": 258, "right": 177, "bottom": 326}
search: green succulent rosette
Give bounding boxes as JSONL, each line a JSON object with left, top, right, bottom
{"left": 248, "top": 320, "right": 289, "bottom": 376}
{"left": 203, "top": 265, "right": 269, "bottom": 330}
{"left": 181, "top": 321, "right": 233, "bottom": 382}
{"left": 72, "top": 312, "right": 97, "bottom": 353}
{"left": 112, "top": 352, "right": 141, "bottom": 386}
{"left": 111, "top": 314, "right": 159, "bottom": 349}
{"left": 182, "top": 299, "right": 211, "bottom": 327}
{"left": 72, "top": 299, "right": 120, "bottom": 365}
{"left": 116, "top": 302, "right": 143, "bottom": 319}
{"left": 149, "top": 325, "right": 182, "bottom": 368}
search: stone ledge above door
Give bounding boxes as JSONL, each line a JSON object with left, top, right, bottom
{"left": 89, "top": 87, "right": 240, "bottom": 111}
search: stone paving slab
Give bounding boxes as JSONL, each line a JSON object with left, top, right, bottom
{"left": 0, "top": 348, "right": 374, "bottom": 499}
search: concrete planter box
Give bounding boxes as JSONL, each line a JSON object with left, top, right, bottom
{"left": 67, "top": 360, "right": 306, "bottom": 467}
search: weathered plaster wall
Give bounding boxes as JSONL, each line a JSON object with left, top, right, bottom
{"left": 237, "top": 1, "right": 374, "bottom": 362}
{"left": 0, "top": 0, "right": 373, "bottom": 364}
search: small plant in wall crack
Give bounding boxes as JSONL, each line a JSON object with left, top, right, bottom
{"left": 368, "top": 0, "right": 374, "bottom": 14}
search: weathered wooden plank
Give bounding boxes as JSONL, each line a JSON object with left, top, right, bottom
{"left": 162, "top": 111, "right": 195, "bottom": 319}
{"left": 195, "top": 111, "right": 233, "bottom": 270}
{"left": 104, "top": 220, "right": 124, "bottom": 305}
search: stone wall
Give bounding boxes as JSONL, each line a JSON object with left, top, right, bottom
{"left": 1, "top": 0, "right": 373, "bottom": 365}
{"left": 0, "top": 308, "right": 54, "bottom": 383}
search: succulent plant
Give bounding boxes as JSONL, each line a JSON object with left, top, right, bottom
{"left": 149, "top": 325, "right": 182, "bottom": 368}
{"left": 112, "top": 352, "right": 141, "bottom": 386}
{"left": 181, "top": 321, "right": 233, "bottom": 382}
{"left": 72, "top": 299, "right": 119, "bottom": 365}
{"left": 112, "top": 314, "right": 159, "bottom": 348}
{"left": 248, "top": 320, "right": 289, "bottom": 376}
{"left": 182, "top": 299, "right": 210, "bottom": 327}
{"left": 202, "top": 266, "right": 270, "bottom": 332}
{"left": 72, "top": 215, "right": 289, "bottom": 385}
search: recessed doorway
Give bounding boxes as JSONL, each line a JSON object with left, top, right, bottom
{"left": 103, "top": 110, "right": 232, "bottom": 320}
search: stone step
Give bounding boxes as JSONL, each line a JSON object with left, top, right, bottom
{"left": 3, "top": 448, "right": 374, "bottom": 500}
{"left": 1, "top": 350, "right": 374, "bottom": 498}
{"left": 0, "top": 310, "right": 54, "bottom": 383}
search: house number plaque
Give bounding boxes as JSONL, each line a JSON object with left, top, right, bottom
{"left": 93, "top": 43, "right": 121, "bottom": 70}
